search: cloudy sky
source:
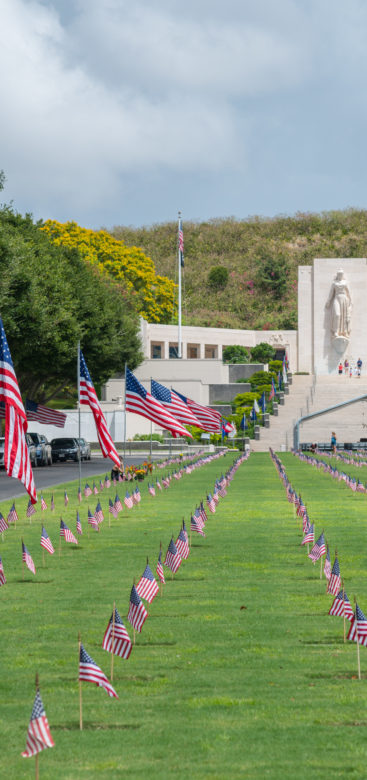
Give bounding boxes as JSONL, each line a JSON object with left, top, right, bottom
{"left": 1, "top": 0, "right": 367, "bottom": 228}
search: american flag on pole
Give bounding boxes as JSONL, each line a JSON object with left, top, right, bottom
{"left": 21, "top": 688, "right": 54, "bottom": 758}
{"left": 79, "top": 349, "right": 120, "bottom": 466}
{"left": 176, "top": 529, "right": 190, "bottom": 559}
{"left": 347, "top": 602, "right": 367, "bottom": 646}
{"left": 133, "top": 486, "right": 141, "bottom": 504}
{"left": 40, "top": 526, "right": 54, "bottom": 555}
{"left": 178, "top": 215, "right": 184, "bottom": 266}
{"left": 308, "top": 531, "right": 326, "bottom": 562}
{"left": 0, "top": 512, "right": 8, "bottom": 533}
{"left": 173, "top": 389, "right": 222, "bottom": 433}
{"left": 156, "top": 549, "right": 165, "bottom": 583}
{"left": 114, "top": 494, "right": 123, "bottom": 513}
{"left": 76, "top": 511, "right": 82, "bottom": 535}
{"left": 84, "top": 483, "right": 92, "bottom": 497}
{"left": 79, "top": 643, "right": 118, "bottom": 698}
{"left": 0, "top": 317, "right": 36, "bottom": 503}
{"left": 40, "top": 495, "right": 47, "bottom": 511}
{"left": 60, "top": 519, "right": 78, "bottom": 544}
{"left": 148, "top": 483, "right": 156, "bottom": 497}
{"left": 104, "top": 475, "right": 111, "bottom": 489}
{"left": 301, "top": 523, "right": 314, "bottom": 546}
{"left": 93, "top": 482, "right": 98, "bottom": 495}
{"left": 64, "top": 491, "right": 69, "bottom": 507}
{"left": 25, "top": 398, "right": 66, "bottom": 428}
{"left": 324, "top": 544, "right": 331, "bottom": 580}
{"left": 327, "top": 554, "right": 341, "bottom": 595}
{"left": 94, "top": 501, "right": 104, "bottom": 524}
{"left": 7, "top": 502, "right": 18, "bottom": 524}
{"left": 102, "top": 608, "right": 132, "bottom": 659}
{"left": 328, "top": 589, "right": 354, "bottom": 621}
{"left": 127, "top": 584, "right": 148, "bottom": 632}
{"left": 136, "top": 563, "right": 159, "bottom": 603}
{"left": 124, "top": 491, "right": 133, "bottom": 509}
{"left": 0, "top": 556, "right": 6, "bottom": 585}
{"left": 151, "top": 380, "right": 203, "bottom": 427}
{"left": 22, "top": 541, "right": 36, "bottom": 575}
{"left": 88, "top": 508, "right": 98, "bottom": 530}
{"left": 207, "top": 493, "right": 216, "bottom": 514}
{"left": 125, "top": 367, "right": 192, "bottom": 438}
{"left": 109, "top": 498, "right": 118, "bottom": 519}
{"left": 191, "top": 514, "right": 206, "bottom": 537}
{"left": 26, "top": 499, "right": 36, "bottom": 519}
{"left": 164, "top": 538, "right": 182, "bottom": 573}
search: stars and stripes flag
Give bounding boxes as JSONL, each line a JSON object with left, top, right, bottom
{"left": 99, "top": 480, "right": 104, "bottom": 492}
{"left": 148, "top": 483, "right": 156, "bottom": 497}
{"left": 173, "top": 388, "right": 222, "bottom": 433}
{"left": 176, "top": 529, "right": 190, "bottom": 559}
{"left": 324, "top": 544, "right": 332, "bottom": 580}
{"left": 191, "top": 514, "right": 206, "bottom": 537}
{"left": 182, "top": 519, "right": 189, "bottom": 541}
{"left": 94, "top": 501, "right": 104, "bottom": 524}
{"left": 328, "top": 589, "right": 354, "bottom": 621}
{"left": 308, "top": 531, "right": 326, "bottom": 562}
{"left": 114, "top": 494, "right": 123, "bottom": 513}
{"left": 88, "top": 508, "right": 98, "bottom": 529}
{"left": 301, "top": 523, "right": 314, "bottom": 546}
{"left": 136, "top": 563, "right": 160, "bottom": 603}
{"left": 109, "top": 498, "right": 118, "bottom": 519}
{"left": 22, "top": 541, "right": 36, "bottom": 575}
{"left": 0, "top": 512, "right": 8, "bottom": 533}
{"left": 104, "top": 475, "right": 111, "bottom": 489}
{"left": 79, "top": 349, "right": 120, "bottom": 466}
{"left": 26, "top": 499, "right": 36, "bottom": 518}
{"left": 21, "top": 688, "right": 55, "bottom": 758}
{"left": 133, "top": 487, "right": 141, "bottom": 504}
{"left": 127, "top": 584, "right": 148, "bottom": 632}
{"left": 327, "top": 554, "right": 341, "bottom": 595}
{"left": 25, "top": 398, "right": 66, "bottom": 428}
{"left": 76, "top": 511, "right": 82, "bottom": 535}
{"left": 79, "top": 643, "right": 118, "bottom": 698}
{"left": 151, "top": 380, "right": 203, "bottom": 428}
{"left": 125, "top": 367, "right": 192, "bottom": 438}
{"left": 64, "top": 491, "right": 69, "bottom": 507}
{"left": 60, "top": 519, "right": 78, "bottom": 544}
{"left": 164, "top": 538, "right": 182, "bottom": 573}
{"left": 93, "top": 482, "right": 98, "bottom": 495}
{"left": 207, "top": 494, "right": 216, "bottom": 514}
{"left": 156, "top": 478, "right": 162, "bottom": 491}
{"left": 40, "top": 526, "right": 54, "bottom": 555}
{"left": 84, "top": 483, "right": 92, "bottom": 497}
{"left": 0, "top": 317, "right": 36, "bottom": 503}
{"left": 178, "top": 214, "right": 184, "bottom": 266}
{"left": 347, "top": 602, "right": 367, "bottom": 646}
{"left": 124, "top": 491, "right": 133, "bottom": 509}
{"left": 40, "top": 494, "right": 47, "bottom": 511}
{"left": 102, "top": 607, "right": 132, "bottom": 659}
{"left": 7, "top": 502, "right": 18, "bottom": 524}
{"left": 199, "top": 501, "right": 208, "bottom": 524}
{"left": 0, "top": 556, "right": 6, "bottom": 585}
{"left": 156, "top": 549, "right": 165, "bottom": 584}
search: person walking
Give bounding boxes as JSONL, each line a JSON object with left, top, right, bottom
{"left": 331, "top": 432, "right": 337, "bottom": 454}
{"left": 344, "top": 358, "right": 349, "bottom": 375}
{"left": 357, "top": 357, "right": 362, "bottom": 377}
{"left": 338, "top": 361, "right": 343, "bottom": 375}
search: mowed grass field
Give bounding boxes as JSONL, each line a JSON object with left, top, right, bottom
{"left": 2, "top": 452, "right": 367, "bottom": 779}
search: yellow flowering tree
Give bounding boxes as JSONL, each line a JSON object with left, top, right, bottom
{"left": 41, "top": 220, "right": 177, "bottom": 323}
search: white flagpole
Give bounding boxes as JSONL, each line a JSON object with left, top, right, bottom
{"left": 178, "top": 211, "right": 182, "bottom": 359}
{"left": 77, "top": 341, "right": 82, "bottom": 494}
{"left": 123, "top": 362, "right": 127, "bottom": 465}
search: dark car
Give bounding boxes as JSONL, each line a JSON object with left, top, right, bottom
{"left": 77, "top": 438, "right": 91, "bottom": 460}
{"left": 25, "top": 432, "right": 37, "bottom": 467}
{"left": 51, "top": 437, "right": 80, "bottom": 463}
{"left": 0, "top": 437, "right": 4, "bottom": 468}
{"left": 27, "top": 432, "right": 52, "bottom": 466}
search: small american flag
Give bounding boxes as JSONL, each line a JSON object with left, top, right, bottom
{"left": 40, "top": 495, "right": 48, "bottom": 511}
{"left": 26, "top": 500, "right": 36, "bottom": 518}
{"left": 148, "top": 483, "right": 156, "bottom": 497}
{"left": 109, "top": 499, "right": 118, "bottom": 519}
{"left": 60, "top": 519, "right": 78, "bottom": 544}
{"left": 207, "top": 494, "right": 216, "bottom": 514}
{"left": 133, "top": 487, "right": 141, "bottom": 504}
{"left": 22, "top": 541, "right": 36, "bottom": 575}
{"left": 99, "top": 480, "right": 104, "bottom": 491}
{"left": 104, "top": 475, "right": 111, "bottom": 489}
{"left": 191, "top": 514, "right": 206, "bottom": 537}
{"left": 347, "top": 602, "right": 367, "bottom": 646}
{"left": 136, "top": 564, "right": 159, "bottom": 603}
{"left": 114, "top": 494, "right": 123, "bottom": 513}
{"left": 64, "top": 491, "right": 69, "bottom": 507}
{"left": 156, "top": 549, "right": 165, "bottom": 584}
{"left": 21, "top": 688, "right": 55, "bottom": 758}
{"left": 79, "top": 643, "right": 118, "bottom": 698}
{"left": 176, "top": 529, "right": 190, "bottom": 559}
{"left": 124, "top": 491, "right": 133, "bottom": 509}
{"left": 164, "top": 538, "right": 182, "bottom": 573}
{"left": 308, "top": 532, "right": 326, "bottom": 562}
{"left": 41, "top": 526, "right": 54, "bottom": 555}
{"left": 327, "top": 554, "right": 341, "bottom": 595}
{"left": 324, "top": 545, "right": 332, "bottom": 580}
{"left": 0, "top": 512, "right": 8, "bottom": 533}
{"left": 7, "top": 502, "right": 18, "bottom": 524}
{"left": 84, "top": 483, "right": 92, "bottom": 497}
{"left": 199, "top": 501, "right": 208, "bottom": 524}
{"left": 194, "top": 507, "right": 205, "bottom": 530}
{"left": 156, "top": 479, "right": 162, "bottom": 491}
{"left": 94, "top": 501, "right": 104, "bottom": 524}
{"left": 88, "top": 508, "right": 98, "bottom": 529}
{"left": 128, "top": 584, "right": 148, "bottom": 632}
{"left": 0, "top": 556, "right": 6, "bottom": 586}
{"left": 93, "top": 482, "right": 98, "bottom": 495}
{"left": 76, "top": 511, "right": 82, "bottom": 535}
{"left": 328, "top": 589, "right": 354, "bottom": 621}
{"left": 102, "top": 608, "right": 132, "bottom": 659}
{"left": 301, "top": 523, "right": 314, "bottom": 546}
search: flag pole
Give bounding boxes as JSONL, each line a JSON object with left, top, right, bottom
{"left": 342, "top": 580, "right": 346, "bottom": 643}
{"left": 77, "top": 341, "right": 82, "bottom": 495}
{"left": 110, "top": 601, "right": 115, "bottom": 682}
{"left": 354, "top": 597, "right": 361, "bottom": 679}
{"left": 78, "top": 632, "right": 83, "bottom": 730}
{"left": 123, "top": 363, "right": 127, "bottom": 465}
{"left": 178, "top": 211, "right": 182, "bottom": 359}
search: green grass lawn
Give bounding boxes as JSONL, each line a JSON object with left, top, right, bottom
{"left": 2, "top": 452, "right": 367, "bottom": 779}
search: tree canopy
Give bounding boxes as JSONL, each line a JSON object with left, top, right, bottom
{"left": 0, "top": 208, "right": 143, "bottom": 403}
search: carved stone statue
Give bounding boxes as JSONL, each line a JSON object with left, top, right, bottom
{"left": 325, "top": 269, "right": 352, "bottom": 348}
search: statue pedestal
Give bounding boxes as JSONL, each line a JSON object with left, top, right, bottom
{"left": 333, "top": 335, "right": 349, "bottom": 355}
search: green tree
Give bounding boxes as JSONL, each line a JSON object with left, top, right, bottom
{"left": 0, "top": 207, "right": 143, "bottom": 402}
{"left": 256, "top": 254, "right": 290, "bottom": 298}
{"left": 222, "top": 345, "right": 250, "bottom": 364}
{"left": 208, "top": 265, "right": 229, "bottom": 289}
{"left": 251, "top": 343, "right": 276, "bottom": 363}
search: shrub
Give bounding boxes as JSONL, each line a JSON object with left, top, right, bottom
{"left": 133, "top": 433, "right": 164, "bottom": 443}
{"left": 269, "top": 360, "right": 283, "bottom": 372}
{"left": 256, "top": 254, "right": 290, "bottom": 298}
{"left": 208, "top": 266, "right": 229, "bottom": 289}
{"left": 223, "top": 345, "right": 250, "bottom": 364}
{"left": 248, "top": 370, "right": 276, "bottom": 390}
{"left": 233, "top": 391, "right": 261, "bottom": 407}
{"left": 251, "top": 343, "right": 276, "bottom": 363}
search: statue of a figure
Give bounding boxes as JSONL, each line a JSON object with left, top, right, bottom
{"left": 325, "top": 269, "right": 352, "bottom": 339}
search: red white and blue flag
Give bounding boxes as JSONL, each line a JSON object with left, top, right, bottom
{"left": 26, "top": 398, "right": 66, "bottom": 428}
{"left": 347, "top": 602, "right": 367, "bottom": 646}
{"left": 151, "top": 380, "right": 202, "bottom": 428}
{"left": 79, "top": 643, "right": 118, "bottom": 698}
{"left": 136, "top": 563, "right": 159, "bottom": 603}
{"left": 156, "top": 549, "right": 165, "bottom": 584}
{"left": 60, "top": 519, "right": 78, "bottom": 544}
{"left": 102, "top": 608, "right": 132, "bottom": 659}
{"left": 164, "top": 538, "right": 182, "bottom": 573}
{"left": 125, "top": 368, "right": 192, "bottom": 439}
{"left": 0, "top": 556, "right": 6, "bottom": 585}
{"left": 173, "top": 389, "right": 222, "bottom": 433}
{"left": 79, "top": 349, "right": 120, "bottom": 466}
{"left": 21, "top": 688, "right": 55, "bottom": 758}
{"left": 22, "top": 541, "right": 36, "bottom": 575}
{"left": 127, "top": 584, "right": 148, "bottom": 632}
{"left": 41, "top": 526, "right": 54, "bottom": 555}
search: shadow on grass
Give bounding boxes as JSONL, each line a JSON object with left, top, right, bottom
{"left": 14, "top": 579, "right": 54, "bottom": 584}
{"left": 134, "top": 640, "right": 177, "bottom": 646}
{"left": 301, "top": 638, "right": 344, "bottom": 645}
{"left": 53, "top": 722, "right": 140, "bottom": 731}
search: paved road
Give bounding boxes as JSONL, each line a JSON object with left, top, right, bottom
{"left": 0, "top": 454, "right": 161, "bottom": 501}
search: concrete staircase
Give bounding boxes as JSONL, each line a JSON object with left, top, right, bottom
{"left": 251, "top": 374, "right": 367, "bottom": 451}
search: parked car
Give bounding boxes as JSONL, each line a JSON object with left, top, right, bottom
{"left": 0, "top": 437, "right": 4, "bottom": 468}
{"left": 27, "top": 432, "right": 52, "bottom": 466}
{"left": 77, "top": 438, "right": 91, "bottom": 461}
{"left": 25, "top": 432, "right": 37, "bottom": 467}
{"left": 51, "top": 437, "right": 80, "bottom": 462}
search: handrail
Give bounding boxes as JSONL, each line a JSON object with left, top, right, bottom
{"left": 293, "top": 392, "right": 367, "bottom": 450}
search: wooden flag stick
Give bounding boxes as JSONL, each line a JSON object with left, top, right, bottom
{"left": 110, "top": 601, "right": 115, "bottom": 682}
{"left": 354, "top": 597, "right": 361, "bottom": 680}
{"left": 78, "top": 632, "right": 83, "bottom": 730}
{"left": 42, "top": 548, "right": 45, "bottom": 568}
{"left": 34, "top": 672, "right": 40, "bottom": 779}
{"left": 22, "top": 537, "right": 24, "bottom": 580}
{"left": 320, "top": 555, "right": 323, "bottom": 579}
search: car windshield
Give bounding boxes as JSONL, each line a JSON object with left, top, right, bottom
{"left": 52, "top": 439, "right": 76, "bottom": 448}
{"left": 28, "top": 433, "right": 38, "bottom": 444}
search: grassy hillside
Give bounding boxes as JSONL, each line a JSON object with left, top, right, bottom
{"left": 110, "top": 209, "right": 367, "bottom": 330}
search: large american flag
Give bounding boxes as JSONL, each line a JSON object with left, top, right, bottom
{"left": 125, "top": 368, "right": 192, "bottom": 439}
{"left": 347, "top": 602, "right": 367, "bottom": 646}
{"left": 102, "top": 608, "right": 132, "bottom": 659}
{"left": 79, "top": 349, "right": 120, "bottom": 466}
{"left": 173, "top": 389, "right": 222, "bottom": 433}
{"left": 79, "top": 643, "right": 118, "bottom": 698}
{"left": 136, "top": 563, "right": 159, "bottom": 603}
{"left": 127, "top": 584, "right": 148, "bottom": 632}
{"left": 0, "top": 317, "right": 36, "bottom": 502}
{"left": 21, "top": 688, "right": 55, "bottom": 758}
{"left": 26, "top": 399, "right": 66, "bottom": 428}
{"left": 151, "top": 380, "right": 202, "bottom": 428}
{"left": 178, "top": 216, "right": 184, "bottom": 267}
